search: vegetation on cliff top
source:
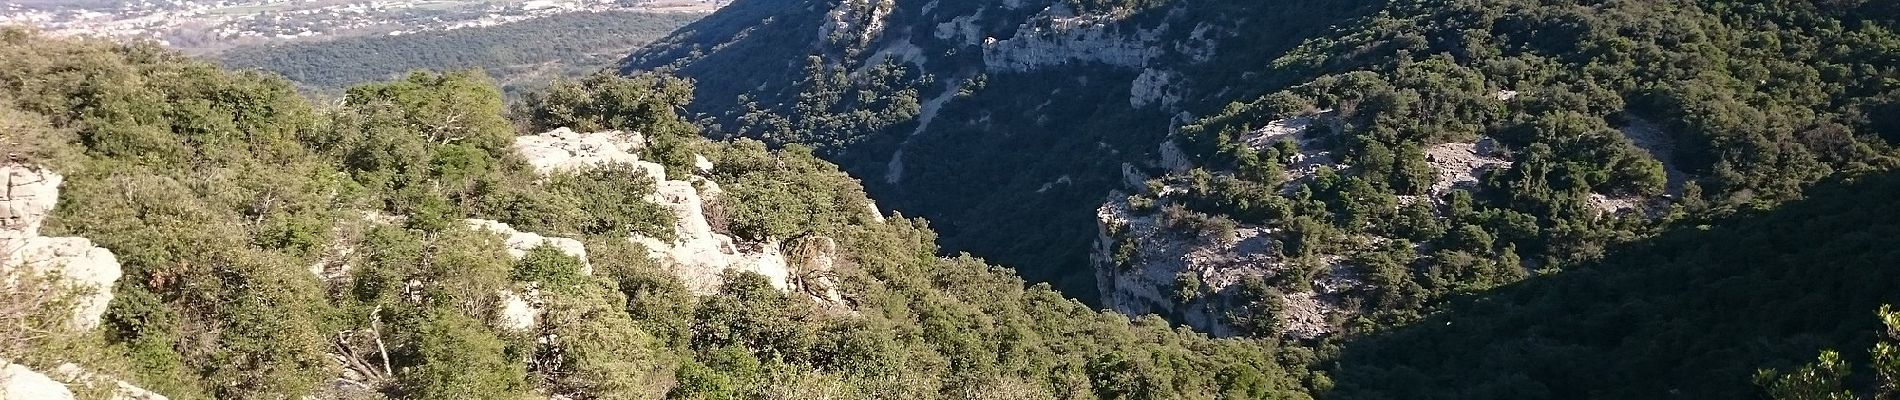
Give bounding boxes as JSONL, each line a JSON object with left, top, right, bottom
{"left": 1, "top": 29, "right": 1317, "bottom": 399}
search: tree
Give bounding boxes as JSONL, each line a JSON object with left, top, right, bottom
{"left": 1757, "top": 350, "right": 1856, "bottom": 400}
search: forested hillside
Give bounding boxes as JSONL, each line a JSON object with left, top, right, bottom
{"left": 625, "top": 0, "right": 1386, "bottom": 297}
{"left": 1328, "top": 169, "right": 1900, "bottom": 399}
{"left": 0, "top": 29, "right": 1319, "bottom": 399}
{"left": 218, "top": 11, "right": 705, "bottom": 97}
{"left": 3, "top": 0, "right": 1900, "bottom": 397}
{"left": 619, "top": 0, "right": 1900, "bottom": 397}
{"left": 627, "top": 0, "right": 1899, "bottom": 331}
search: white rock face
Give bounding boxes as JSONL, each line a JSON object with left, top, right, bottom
{"left": 6, "top": 238, "right": 121, "bottom": 330}
{"left": 496, "top": 289, "right": 540, "bottom": 332}
{"left": 1157, "top": 140, "right": 1191, "bottom": 173}
{"left": 1129, "top": 69, "right": 1183, "bottom": 109}
{"left": 864, "top": 200, "right": 886, "bottom": 223}
{"left": 1121, "top": 163, "right": 1147, "bottom": 189}
{"left": 980, "top": 4, "right": 1214, "bottom": 73}
{"left": 511, "top": 129, "right": 794, "bottom": 296}
{"left": 512, "top": 128, "right": 663, "bottom": 182}
{"left": 0, "top": 165, "right": 59, "bottom": 239}
{"left": 934, "top": 14, "right": 983, "bottom": 46}
{"left": 822, "top": 0, "right": 894, "bottom": 48}
{"left": 0, "top": 362, "right": 167, "bottom": 400}
{"left": 983, "top": 22, "right": 1157, "bottom": 72}
{"left": 631, "top": 178, "right": 791, "bottom": 294}
{"left": 52, "top": 363, "right": 168, "bottom": 400}
{"left": 1, "top": 165, "right": 121, "bottom": 331}
{"left": 786, "top": 237, "right": 845, "bottom": 307}
{"left": 1094, "top": 197, "right": 1262, "bottom": 337}
{"left": 2, "top": 363, "right": 71, "bottom": 400}
{"left": 465, "top": 219, "right": 591, "bottom": 276}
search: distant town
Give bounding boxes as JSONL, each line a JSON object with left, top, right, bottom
{"left": 0, "top": 0, "right": 726, "bottom": 53}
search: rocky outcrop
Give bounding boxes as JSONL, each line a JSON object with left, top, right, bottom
{"left": 785, "top": 236, "right": 846, "bottom": 308}
{"left": 1, "top": 363, "right": 70, "bottom": 400}
{"left": 0, "top": 166, "right": 162, "bottom": 398}
{"left": 512, "top": 128, "right": 663, "bottom": 182}
{"left": 1092, "top": 195, "right": 1353, "bottom": 339}
{"left": 0, "top": 362, "right": 168, "bottom": 400}
{"left": 1, "top": 165, "right": 121, "bottom": 331}
{"left": 822, "top": 0, "right": 896, "bottom": 49}
{"left": 1419, "top": 139, "right": 1512, "bottom": 198}
{"left": 982, "top": 15, "right": 1158, "bottom": 73}
{"left": 511, "top": 129, "right": 802, "bottom": 296}
{"left": 495, "top": 288, "right": 541, "bottom": 332}
{"left": 51, "top": 363, "right": 168, "bottom": 400}
{"left": 1094, "top": 197, "right": 1259, "bottom": 337}
{"left": 1241, "top": 112, "right": 1349, "bottom": 194}
{"left": 630, "top": 178, "right": 793, "bottom": 295}
{"left": 980, "top": 3, "right": 1213, "bottom": 74}
{"left": 1157, "top": 140, "right": 1191, "bottom": 173}
{"left": 1130, "top": 69, "right": 1183, "bottom": 109}
{"left": 465, "top": 219, "right": 591, "bottom": 276}
{"left": 0, "top": 165, "right": 59, "bottom": 239}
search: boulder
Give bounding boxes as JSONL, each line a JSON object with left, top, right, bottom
{"left": 1, "top": 363, "right": 71, "bottom": 400}
{"left": 5, "top": 237, "right": 121, "bottom": 330}
{"left": 1, "top": 164, "right": 121, "bottom": 331}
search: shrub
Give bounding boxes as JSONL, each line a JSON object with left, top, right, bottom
{"left": 397, "top": 311, "right": 526, "bottom": 400}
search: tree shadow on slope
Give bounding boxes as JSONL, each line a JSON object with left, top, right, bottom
{"left": 619, "top": 0, "right": 821, "bottom": 115}
{"left": 1326, "top": 170, "right": 1900, "bottom": 400}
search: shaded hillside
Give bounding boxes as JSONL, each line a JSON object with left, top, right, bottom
{"left": 624, "top": 0, "right": 1899, "bottom": 339}
{"left": 1328, "top": 170, "right": 1900, "bottom": 399}
{"left": 624, "top": 0, "right": 1384, "bottom": 298}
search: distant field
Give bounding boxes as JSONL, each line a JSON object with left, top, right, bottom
{"left": 216, "top": 10, "right": 703, "bottom": 97}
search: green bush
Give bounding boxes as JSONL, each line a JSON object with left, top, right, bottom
{"left": 397, "top": 311, "right": 526, "bottom": 400}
